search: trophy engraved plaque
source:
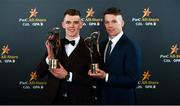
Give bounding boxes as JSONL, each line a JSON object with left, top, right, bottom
{"left": 84, "top": 31, "right": 100, "bottom": 73}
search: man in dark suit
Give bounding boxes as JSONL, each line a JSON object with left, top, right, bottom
{"left": 37, "top": 9, "right": 97, "bottom": 104}
{"left": 88, "top": 7, "right": 141, "bottom": 104}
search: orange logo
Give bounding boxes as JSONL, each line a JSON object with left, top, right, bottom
{"left": 142, "top": 8, "right": 151, "bottom": 18}
{"left": 86, "top": 7, "right": 95, "bottom": 18}
{"left": 29, "top": 8, "right": 38, "bottom": 18}
{"left": 142, "top": 71, "right": 151, "bottom": 81}
{"left": 170, "top": 44, "right": 179, "bottom": 54}
{"left": 29, "top": 71, "right": 38, "bottom": 82}
{"left": 1, "top": 45, "right": 10, "bottom": 55}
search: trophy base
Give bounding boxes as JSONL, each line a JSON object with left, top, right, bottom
{"left": 49, "top": 59, "right": 59, "bottom": 70}
{"left": 91, "top": 63, "right": 99, "bottom": 73}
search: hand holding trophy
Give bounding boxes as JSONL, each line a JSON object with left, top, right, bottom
{"left": 84, "top": 31, "right": 100, "bottom": 73}
{"left": 47, "top": 27, "right": 61, "bottom": 70}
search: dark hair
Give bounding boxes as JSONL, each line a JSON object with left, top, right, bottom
{"left": 104, "top": 7, "right": 123, "bottom": 16}
{"left": 64, "top": 9, "right": 81, "bottom": 17}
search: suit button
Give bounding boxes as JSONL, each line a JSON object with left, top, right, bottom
{"left": 92, "top": 85, "right": 96, "bottom": 89}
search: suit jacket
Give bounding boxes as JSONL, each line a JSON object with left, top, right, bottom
{"left": 36, "top": 37, "right": 97, "bottom": 104}
{"left": 99, "top": 33, "right": 141, "bottom": 104}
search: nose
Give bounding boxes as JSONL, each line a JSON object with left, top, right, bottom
{"left": 69, "top": 22, "right": 75, "bottom": 27}
{"left": 107, "top": 22, "right": 113, "bottom": 28}
{"left": 70, "top": 24, "right": 74, "bottom": 27}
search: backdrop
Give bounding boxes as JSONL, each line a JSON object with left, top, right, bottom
{"left": 0, "top": 0, "right": 180, "bottom": 104}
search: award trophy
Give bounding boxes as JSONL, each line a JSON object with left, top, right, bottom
{"left": 48, "top": 27, "right": 61, "bottom": 70}
{"left": 84, "top": 31, "right": 100, "bottom": 73}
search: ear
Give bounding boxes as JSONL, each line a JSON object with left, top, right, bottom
{"left": 79, "top": 21, "right": 83, "bottom": 29}
{"left": 61, "top": 21, "right": 65, "bottom": 29}
{"left": 121, "top": 20, "right": 125, "bottom": 27}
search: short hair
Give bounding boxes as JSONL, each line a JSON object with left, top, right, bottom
{"left": 104, "top": 7, "right": 123, "bottom": 16}
{"left": 64, "top": 9, "right": 81, "bottom": 17}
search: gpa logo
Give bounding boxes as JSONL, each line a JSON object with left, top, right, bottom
{"left": 18, "top": 8, "right": 47, "bottom": 27}
{"left": 81, "top": 7, "right": 103, "bottom": 26}
{"left": 137, "top": 70, "right": 159, "bottom": 89}
{"left": 19, "top": 71, "right": 46, "bottom": 90}
{"left": 160, "top": 44, "right": 180, "bottom": 63}
{"left": 0, "top": 44, "right": 18, "bottom": 64}
{"left": 132, "top": 7, "right": 160, "bottom": 26}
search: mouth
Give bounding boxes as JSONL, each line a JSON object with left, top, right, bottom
{"left": 107, "top": 29, "right": 114, "bottom": 33}
{"left": 68, "top": 29, "right": 75, "bottom": 33}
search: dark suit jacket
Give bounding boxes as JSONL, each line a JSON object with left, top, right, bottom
{"left": 99, "top": 34, "right": 141, "bottom": 104}
{"left": 36, "top": 37, "right": 97, "bottom": 104}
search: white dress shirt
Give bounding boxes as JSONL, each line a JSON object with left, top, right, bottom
{"left": 65, "top": 36, "right": 80, "bottom": 57}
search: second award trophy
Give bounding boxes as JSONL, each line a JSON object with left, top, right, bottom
{"left": 84, "top": 31, "right": 100, "bottom": 73}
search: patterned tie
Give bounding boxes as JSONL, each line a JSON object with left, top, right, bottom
{"left": 64, "top": 38, "right": 75, "bottom": 46}
{"left": 105, "top": 40, "right": 112, "bottom": 62}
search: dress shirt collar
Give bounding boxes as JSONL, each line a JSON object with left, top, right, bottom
{"left": 108, "top": 31, "right": 123, "bottom": 46}
{"left": 65, "top": 36, "right": 80, "bottom": 46}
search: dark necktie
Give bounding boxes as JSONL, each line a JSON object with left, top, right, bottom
{"left": 105, "top": 40, "right": 112, "bottom": 62}
{"left": 64, "top": 38, "right": 75, "bottom": 46}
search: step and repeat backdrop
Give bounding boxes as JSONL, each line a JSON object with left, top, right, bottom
{"left": 0, "top": 0, "right": 180, "bottom": 104}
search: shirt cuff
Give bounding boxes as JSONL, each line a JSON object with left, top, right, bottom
{"left": 105, "top": 73, "right": 109, "bottom": 82}
{"left": 46, "top": 57, "right": 50, "bottom": 65}
{"left": 67, "top": 72, "right": 72, "bottom": 82}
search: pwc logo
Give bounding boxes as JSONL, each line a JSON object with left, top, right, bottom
{"left": 160, "top": 43, "right": 180, "bottom": 63}
{"left": 18, "top": 8, "right": 47, "bottom": 27}
{"left": 82, "top": 7, "right": 103, "bottom": 26}
{"left": 137, "top": 70, "right": 159, "bottom": 89}
{"left": 19, "top": 71, "right": 47, "bottom": 90}
{"left": 0, "top": 44, "right": 18, "bottom": 64}
{"left": 132, "top": 7, "right": 160, "bottom": 26}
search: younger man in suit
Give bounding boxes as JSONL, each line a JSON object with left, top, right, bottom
{"left": 88, "top": 7, "right": 141, "bottom": 104}
{"left": 37, "top": 9, "right": 97, "bottom": 104}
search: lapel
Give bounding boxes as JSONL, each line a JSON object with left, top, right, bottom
{"left": 69, "top": 38, "right": 83, "bottom": 60}
{"left": 105, "top": 34, "right": 126, "bottom": 65}
{"left": 100, "top": 40, "right": 108, "bottom": 58}
{"left": 100, "top": 40, "right": 108, "bottom": 63}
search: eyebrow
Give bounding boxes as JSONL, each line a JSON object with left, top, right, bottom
{"left": 65, "top": 20, "right": 80, "bottom": 23}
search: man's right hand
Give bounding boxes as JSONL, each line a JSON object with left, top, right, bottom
{"left": 50, "top": 63, "right": 68, "bottom": 79}
{"left": 88, "top": 68, "right": 106, "bottom": 79}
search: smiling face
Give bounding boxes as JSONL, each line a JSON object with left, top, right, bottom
{"left": 62, "top": 14, "right": 83, "bottom": 39}
{"left": 104, "top": 14, "right": 124, "bottom": 38}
